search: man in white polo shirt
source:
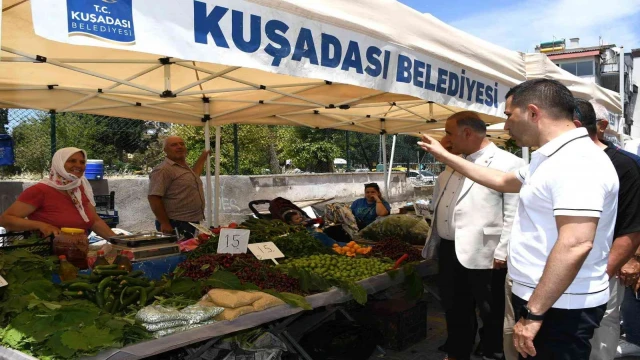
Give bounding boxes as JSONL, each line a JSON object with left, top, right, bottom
{"left": 418, "top": 79, "right": 619, "bottom": 359}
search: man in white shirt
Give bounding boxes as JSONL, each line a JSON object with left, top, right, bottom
{"left": 423, "top": 111, "right": 524, "bottom": 360}
{"left": 419, "top": 79, "right": 619, "bottom": 360}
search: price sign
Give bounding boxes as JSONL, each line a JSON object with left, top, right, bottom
{"left": 189, "top": 222, "right": 213, "bottom": 236}
{"left": 248, "top": 242, "right": 285, "bottom": 262}
{"left": 217, "top": 228, "right": 250, "bottom": 254}
{"left": 0, "top": 275, "right": 8, "bottom": 288}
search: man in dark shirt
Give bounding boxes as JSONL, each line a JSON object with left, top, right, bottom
{"left": 573, "top": 99, "right": 640, "bottom": 360}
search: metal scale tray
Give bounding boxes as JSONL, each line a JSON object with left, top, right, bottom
{"left": 108, "top": 231, "right": 177, "bottom": 248}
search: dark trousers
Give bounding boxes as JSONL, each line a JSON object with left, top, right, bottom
{"left": 155, "top": 219, "right": 196, "bottom": 239}
{"left": 512, "top": 295, "right": 606, "bottom": 360}
{"left": 438, "top": 240, "right": 507, "bottom": 360}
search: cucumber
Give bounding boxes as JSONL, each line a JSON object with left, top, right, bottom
{"left": 138, "top": 288, "right": 148, "bottom": 306}
{"left": 68, "top": 282, "right": 96, "bottom": 291}
{"left": 120, "top": 277, "right": 149, "bottom": 287}
{"left": 120, "top": 291, "right": 140, "bottom": 311}
{"left": 94, "top": 264, "right": 118, "bottom": 270}
{"left": 128, "top": 270, "right": 145, "bottom": 278}
{"left": 93, "top": 269, "right": 128, "bottom": 276}
{"left": 62, "top": 290, "right": 84, "bottom": 298}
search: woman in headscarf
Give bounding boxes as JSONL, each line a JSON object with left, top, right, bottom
{"left": 0, "top": 147, "right": 116, "bottom": 239}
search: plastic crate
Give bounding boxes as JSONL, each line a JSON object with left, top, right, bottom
{"left": 94, "top": 191, "right": 115, "bottom": 213}
{"left": 0, "top": 231, "right": 54, "bottom": 257}
{"left": 99, "top": 212, "right": 119, "bottom": 227}
{"left": 368, "top": 299, "right": 427, "bottom": 351}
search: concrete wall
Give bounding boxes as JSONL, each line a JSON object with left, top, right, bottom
{"left": 1, "top": 172, "right": 424, "bottom": 232}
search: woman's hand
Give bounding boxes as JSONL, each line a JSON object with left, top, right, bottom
{"left": 372, "top": 194, "right": 381, "bottom": 203}
{"left": 38, "top": 223, "right": 61, "bottom": 237}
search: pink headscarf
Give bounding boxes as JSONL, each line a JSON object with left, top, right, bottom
{"left": 40, "top": 147, "right": 96, "bottom": 223}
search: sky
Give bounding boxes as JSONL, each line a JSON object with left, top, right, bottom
{"left": 398, "top": 0, "right": 640, "bottom": 53}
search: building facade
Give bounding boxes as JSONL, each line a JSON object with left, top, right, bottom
{"left": 536, "top": 38, "right": 638, "bottom": 137}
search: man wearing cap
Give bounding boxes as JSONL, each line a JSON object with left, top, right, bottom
{"left": 148, "top": 136, "right": 209, "bottom": 239}
{"left": 572, "top": 99, "right": 640, "bottom": 360}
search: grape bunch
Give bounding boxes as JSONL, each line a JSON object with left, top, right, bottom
{"left": 371, "top": 238, "right": 423, "bottom": 262}
{"left": 282, "top": 254, "right": 391, "bottom": 282}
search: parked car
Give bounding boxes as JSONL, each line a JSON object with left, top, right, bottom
{"left": 418, "top": 170, "right": 436, "bottom": 184}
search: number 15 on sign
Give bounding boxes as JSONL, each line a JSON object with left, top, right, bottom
{"left": 248, "top": 242, "right": 285, "bottom": 264}
{"left": 217, "top": 229, "right": 250, "bottom": 254}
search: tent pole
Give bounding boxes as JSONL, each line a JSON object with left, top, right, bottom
{"left": 233, "top": 124, "right": 239, "bottom": 174}
{"left": 203, "top": 99, "right": 212, "bottom": 228}
{"left": 387, "top": 135, "right": 396, "bottom": 200}
{"left": 49, "top": 110, "right": 57, "bottom": 157}
{"left": 214, "top": 126, "right": 221, "bottom": 227}
{"left": 619, "top": 46, "right": 625, "bottom": 134}
{"left": 382, "top": 133, "right": 388, "bottom": 198}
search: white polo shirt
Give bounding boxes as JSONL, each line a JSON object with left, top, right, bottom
{"left": 508, "top": 128, "right": 619, "bottom": 309}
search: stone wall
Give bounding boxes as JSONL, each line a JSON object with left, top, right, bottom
{"left": 1, "top": 172, "right": 431, "bottom": 231}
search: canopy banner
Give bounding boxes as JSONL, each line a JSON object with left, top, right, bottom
{"left": 30, "top": 0, "right": 509, "bottom": 117}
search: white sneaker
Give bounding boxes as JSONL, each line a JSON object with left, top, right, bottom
{"left": 616, "top": 339, "right": 640, "bottom": 358}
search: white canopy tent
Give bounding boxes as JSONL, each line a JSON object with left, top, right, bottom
{"left": 0, "top": 0, "right": 527, "bottom": 226}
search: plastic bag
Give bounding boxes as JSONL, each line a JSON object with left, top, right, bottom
{"left": 325, "top": 203, "right": 359, "bottom": 239}
{"left": 359, "top": 215, "right": 430, "bottom": 245}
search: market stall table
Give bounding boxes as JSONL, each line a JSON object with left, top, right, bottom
{"left": 0, "top": 260, "right": 436, "bottom": 360}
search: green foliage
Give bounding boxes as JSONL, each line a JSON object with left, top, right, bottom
{"left": 0, "top": 250, "right": 150, "bottom": 359}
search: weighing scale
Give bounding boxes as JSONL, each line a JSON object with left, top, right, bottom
{"left": 109, "top": 232, "right": 180, "bottom": 261}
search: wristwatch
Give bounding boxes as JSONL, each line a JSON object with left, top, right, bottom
{"left": 520, "top": 305, "right": 545, "bottom": 321}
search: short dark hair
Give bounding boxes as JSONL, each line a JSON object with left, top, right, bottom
{"left": 365, "top": 182, "right": 381, "bottom": 192}
{"left": 505, "top": 79, "right": 575, "bottom": 120}
{"left": 573, "top": 98, "right": 597, "bottom": 136}
{"left": 451, "top": 111, "right": 486, "bottom": 134}
{"left": 283, "top": 210, "right": 301, "bottom": 224}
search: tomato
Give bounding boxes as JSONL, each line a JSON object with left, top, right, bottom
{"left": 228, "top": 222, "right": 238, "bottom": 229}
{"left": 197, "top": 233, "right": 210, "bottom": 242}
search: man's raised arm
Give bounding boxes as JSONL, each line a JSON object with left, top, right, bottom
{"left": 418, "top": 135, "right": 523, "bottom": 193}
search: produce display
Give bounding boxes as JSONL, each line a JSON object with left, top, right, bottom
{"left": 176, "top": 253, "right": 302, "bottom": 294}
{"left": 359, "top": 215, "right": 431, "bottom": 245}
{"left": 61, "top": 265, "right": 168, "bottom": 314}
{"left": 370, "top": 238, "right": 423, "bottom": 263}
{"left": 0, "top": 250, "right": 150, "bottom": 359}
{"left": 280, "top": 254, "right": 391, "bottom": 282}
{"left": 332, "top": 241, "right": 372, "bottom": 256}
{"left": 0, "top": 212, "right": 428, "bottom": 359}
{"left": 190, "top": 218, "right": 331, "bottom": 260}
